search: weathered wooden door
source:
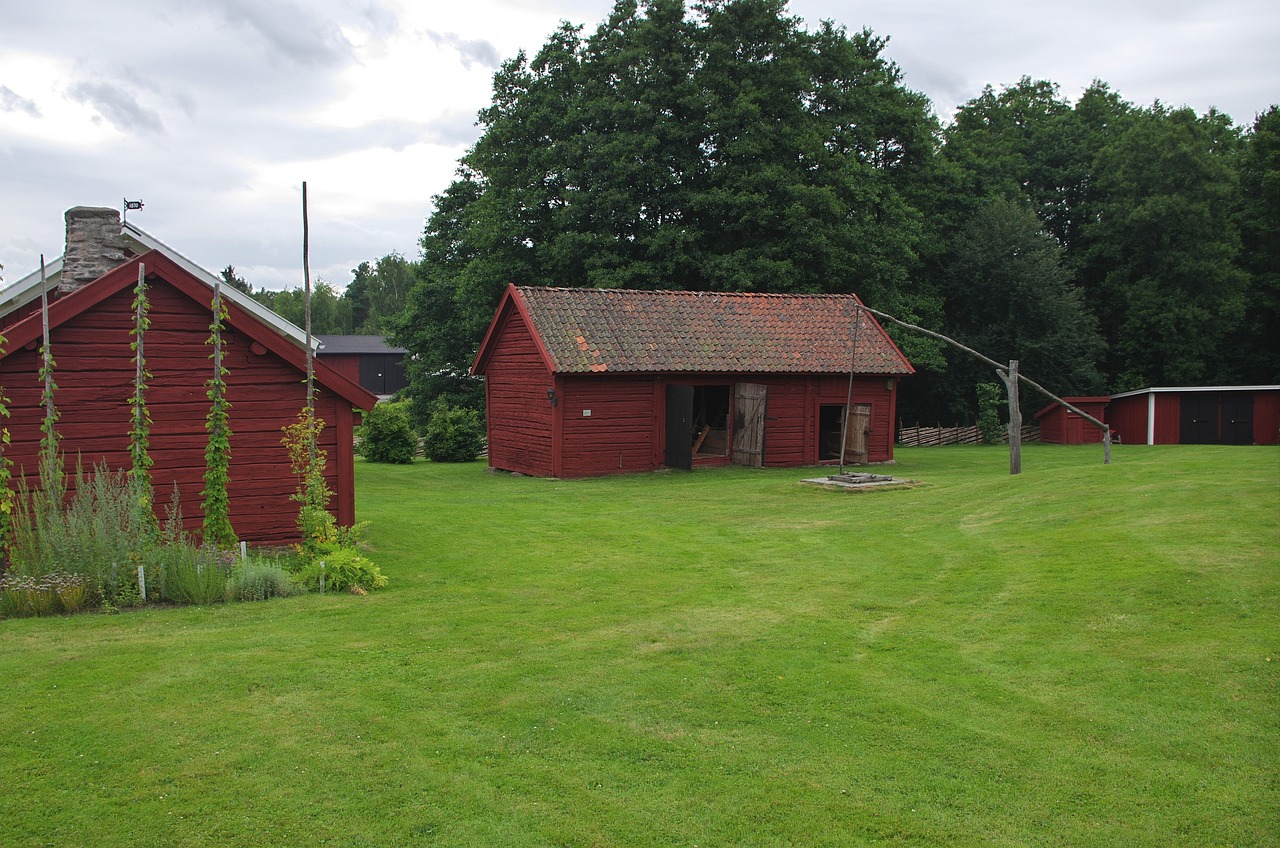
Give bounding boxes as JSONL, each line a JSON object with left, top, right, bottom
{"left": 664, "top": 384, "right": 694, "bottom": 470}
{"left": 843, "top": 403, "right": 871, "bottom": 465}
{"left": 732, "top": 383, "right": 768, "bottom": 467}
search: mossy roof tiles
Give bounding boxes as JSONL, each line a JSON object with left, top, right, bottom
{"left": 513, "top": 286, "right": 913, "bottom": 375}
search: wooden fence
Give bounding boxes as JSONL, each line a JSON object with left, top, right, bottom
{"left": 897, "top": 423, "right": 1040, "bottom": 447}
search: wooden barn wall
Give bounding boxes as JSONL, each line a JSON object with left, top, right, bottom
{"left": 540, "top": 372, "right": 899, "bottom": 477}
{"left": 1039, "top": 402, "right": 1108, "bottom": 445}
{"left": 1105, "top": 395, "right": 1149, "bottom": 445}
{"left": 557, "top": 376, "right": 656, "bottom": 477}
{"left": 1038, "top": 409, "right": 1066, "bottom": 444}
{"left": 1152, "top": 394, "right": 1181, "bottom": 444}
{"left": 0, "top": 281, "right": 349, "bottom": 543}
{"left": 1251, "top": 391, "right": 1280, "bottom": 445}
{"left": 484, "top": 309, "right": 555, "bottom": 476}
{"left": 800, "top": 375, "right": 899, "bottom": 465}
{"left": 318, "top": 353, "right": 361, "bottom": 384}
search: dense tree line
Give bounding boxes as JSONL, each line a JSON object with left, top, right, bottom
{"left": 395, "top": 0, "right": 1276, "bottom": 422}
{"left": 220, "top": 254, "right": 416, "bottom": 337}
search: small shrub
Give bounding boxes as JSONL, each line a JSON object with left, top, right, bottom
{"left": 295, "top": 547, "right": 388, "bottom": 593}
{"left": 161, "top": 545, "right": 230, "bottom": 606}
{"left": 228, "top": 560, "right": 303, "bottom": 602}
{"left": 423, "top": 401, "right": 485, "bottom": 463}
{"left": 977, "top": 383, "right": 1005, "bottom": 445}
{"left": 360, "top": 402, "right": 417, "bottom": 464}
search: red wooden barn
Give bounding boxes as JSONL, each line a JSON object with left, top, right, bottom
{"left": 1106, "top": 386, "right": 1280, "bottom": 446}
{"left": 0, "top": 208, "right": 377, "bottom": 543}
{"left": 1034, "top": 397, "right": 1111, "bottom": 444}
{"left": 472, "top": 285, "right": 913, "bottom": 478}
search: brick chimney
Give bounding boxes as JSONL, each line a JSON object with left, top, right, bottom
{"left": 61, "top": 206, "right": 126, "bottom": 293}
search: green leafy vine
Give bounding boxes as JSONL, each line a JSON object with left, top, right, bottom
{"left": 201, "top": 284, "right": 236, "bottom": 549}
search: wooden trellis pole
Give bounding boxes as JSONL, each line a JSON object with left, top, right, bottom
{"left": 302, "top": 181, "right": 316, "bottom": 466}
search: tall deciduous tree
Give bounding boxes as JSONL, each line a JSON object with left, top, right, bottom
{"left": 398, "top": 0, "right": 943, "bottom": 387}
{"left": 942, "top": 198, "right": 1104, "bottom": 407}
{"left": 1233, "top": 106, "right": 1280, "bottom": 383}
{"left": 1079, "top": 104, "right": 1247, "bottom": 389}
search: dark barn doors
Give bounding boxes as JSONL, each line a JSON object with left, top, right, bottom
{"left": 664, "top": 384, "right": 694, "bottom": 470}
{"left": 1180, "top": 393, "right": 1254, "bottom": 445}
{"left": 665, "top": 382, "right": 768, "bottom": 470}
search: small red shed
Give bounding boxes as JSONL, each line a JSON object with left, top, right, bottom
{"left": 1106, "top": 386, "right": 1280, "bottom": 446}
{"left": 0, "top": 209, "right": 377, "bottom": 543}
{"left": 472, "top": 285, "right": 914, "bottom": 478}
{"left": 1034, "top": 397, "right": 1111, "bottom": 444}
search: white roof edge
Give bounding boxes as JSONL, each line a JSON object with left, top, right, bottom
{"left": 1110, "top": 385, "right": 1280, "bottom": 400}
{"left": 123, "top": 223, "right": 310, "bottom": 348}
{"left": 0, "top": 257, "right": 65, "bottom": 316}
{"left": 0, "top": 223, "right": 312, "bottom": 350}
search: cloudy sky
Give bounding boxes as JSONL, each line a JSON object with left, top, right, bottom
{"left": 2, "top": 0, "right": 1276, "bottom": 292}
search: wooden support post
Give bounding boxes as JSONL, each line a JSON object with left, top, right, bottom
{"left": 1004, "top": 360, "right": 1022, "bottom": 475}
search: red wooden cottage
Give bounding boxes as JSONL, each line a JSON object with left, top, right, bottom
{"left": 1106, "top": 386, "right": 1280, "bottom": 446}
{"left": 0, "top": 207, "right": 377, "bottom": 543}
{"left": 1034, "top": 397, "right": 1111, "bottom": 444}
{"left": 472, "top": 285, "right": 913, "bottom": 478}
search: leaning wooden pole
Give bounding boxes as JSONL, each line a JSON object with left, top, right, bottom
{"left": 838, "top": 304, "right": 863, "bottom": 474}
{"left": 302, "top": 181, "right": 316, "bottom": 466}
{"left": 857, "top": 303, "right": 1111, "bottom": 466}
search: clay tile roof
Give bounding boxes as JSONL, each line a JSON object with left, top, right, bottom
{"left": 514, "top": 287, "right": 913, "bottom": 375}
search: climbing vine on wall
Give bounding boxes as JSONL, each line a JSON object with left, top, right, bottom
{"left": 201, "top": 282, "right": 236, "bottom": 549}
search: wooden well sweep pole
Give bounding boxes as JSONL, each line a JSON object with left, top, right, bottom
{"left": 857, "top": 304, "right": 1111, "bottom": 468}
{"left": 838, "top": 304, "right": 863, "bottom": 474}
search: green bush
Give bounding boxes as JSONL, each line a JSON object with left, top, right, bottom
{"left": 977, "top": 383, "right": 1005, "bottom": 445}
{"left": 228, "top": 560, "right": 303, "bottom": 601}
{"left": 161, "top": 545, "right": 231, "bottom": 606}
{"left": 295, "top": 547, "right": 388, "bottom": 593}
{"left": 360, "top": 401, "right": 417, "bottom": 464}
{"left": 422, "top": 401, "right": 485, "bottom": 463}
{"left": 9, "top": 462, "right": 156, "bottom": 605}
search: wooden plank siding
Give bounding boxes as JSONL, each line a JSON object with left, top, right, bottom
{"left": 489, "top": 371, "right": 900, "bottom": 478}
{"left": 558, "top": 376, "right": 656, "bottom": 477}
{"left": 0, "top": 263, "right": 367, "bottom": 543}
{"left": 483, "top": 308, "right": 555, "bottom": 477}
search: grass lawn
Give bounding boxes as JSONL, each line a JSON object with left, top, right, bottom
{"left": 1, "top": 444, "right": 1276, "bottom": 847}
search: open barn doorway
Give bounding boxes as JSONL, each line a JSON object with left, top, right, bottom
{"left": 692, "top": 385, "right": 731, "bottom": 458}
{"left": 819, "top": 403, "right": 870, "bottom": 464}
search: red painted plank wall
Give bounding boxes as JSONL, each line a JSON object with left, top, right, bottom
{"left": 318, "top": 353, "right": 361, "bottom": 384}
{"left": 1253, "top": 391, "right": 1280, "bottom": 445}
{"left": 0, "top": 281, "right": 347, "bottom": 543}
{"left": 484, "top": 310, "right": 555, "bottom": 477}
{"left": 532, "top": 373, "right": 899, "bottom": 477}
{"left": 802, "top": 375, "right": 898, "bottom": 465}
{"left": 1152, "top": 394, "right": 1181, "bottom": 444}
{"left": 558, "top": 376, "right": 655, "bottom": 477}
{"left": 1105, "top": 395, "right": 1148, "bottom": 445}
